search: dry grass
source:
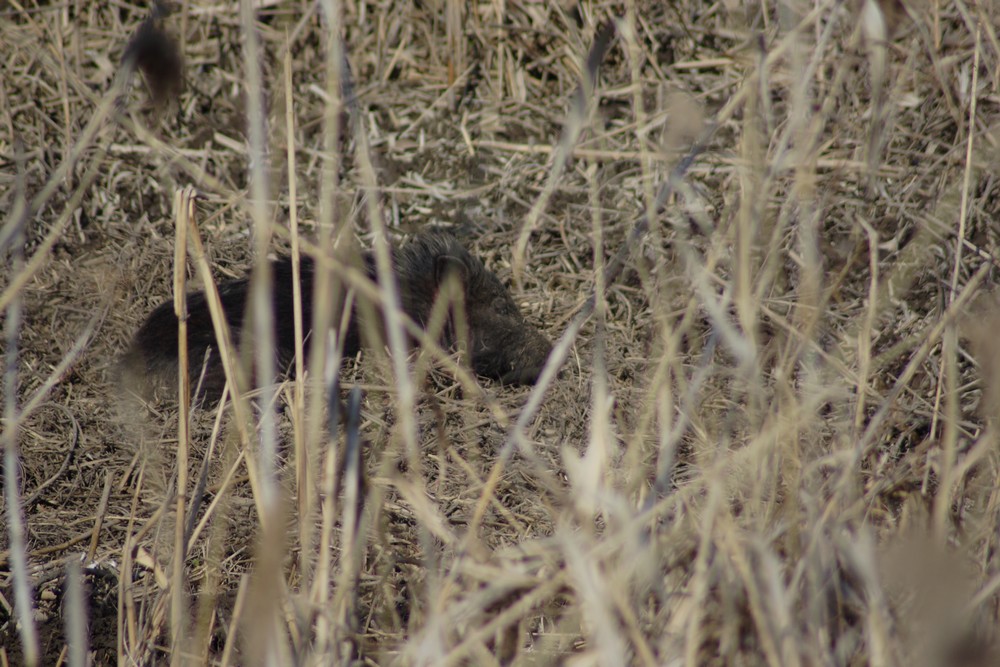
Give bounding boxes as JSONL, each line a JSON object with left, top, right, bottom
{"left": 3, "top": 0, "right": 1000, "bottom": 665}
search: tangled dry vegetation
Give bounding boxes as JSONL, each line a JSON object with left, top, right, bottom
{"left": 3, "top": 0, "right": 1000, "bottom": 665}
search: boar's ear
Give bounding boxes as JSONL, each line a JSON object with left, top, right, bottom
{"left": 435, "top": 254, "right": 470, "bottom": 286}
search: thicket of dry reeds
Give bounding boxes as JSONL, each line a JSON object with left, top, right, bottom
{"left": 3, "top": 0, "right": 1000, "bottom": 665}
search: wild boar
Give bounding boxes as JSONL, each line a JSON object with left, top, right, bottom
{"left": 120, "top": 233, "right": 552, "bottom": 402}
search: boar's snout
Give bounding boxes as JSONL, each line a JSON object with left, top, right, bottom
{"left": 470, "top": 318, "right": 552, "bottom": 386}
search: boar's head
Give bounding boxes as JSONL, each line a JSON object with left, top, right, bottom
{"left": 427, "top": 241, "right": 553, "bottom": 386}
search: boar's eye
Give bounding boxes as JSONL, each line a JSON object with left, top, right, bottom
{"left": 492, "top": 296, "right": 518, "bottom": 317}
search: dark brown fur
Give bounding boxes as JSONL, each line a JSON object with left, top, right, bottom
{"left": 120, "top": 233, "right": 552, "bottom": 402}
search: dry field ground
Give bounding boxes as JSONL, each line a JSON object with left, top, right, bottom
{"left": 3, "top": 0, "right": 1000, "bottom": 665}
